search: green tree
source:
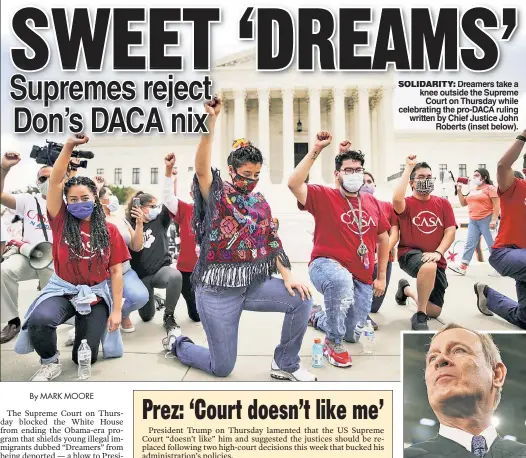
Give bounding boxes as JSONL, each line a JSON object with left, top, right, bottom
{"left": 108, "top": 185, "right": 136, "bottom": 204}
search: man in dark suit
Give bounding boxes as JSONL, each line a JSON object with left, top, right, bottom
{"left": 405, "top": 324, "right": 526, "bottom": 457}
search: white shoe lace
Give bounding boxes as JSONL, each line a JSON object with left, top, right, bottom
{"left": 162, "top": 336, "right": 177, "bottom": 359}
{"left": 37, "top": 363, "right": 60, "bottom": 380}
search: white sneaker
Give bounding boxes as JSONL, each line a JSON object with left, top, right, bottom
{"left": 64, "top": 327, "right": 75, "bottom": 347}
{"left": 162, "top": 328, "right": 181, "bottom": 352}
{"left": 489, "top": 269, "right": 502, "bottom": 277}
{"left": 448, "top": 263, "right": 467, "bottom": 275}
{"left": 270, "top": 360, "right": 317, "bottom": 381}
{"left": 31, "top": 362, "right": 62, "bottom": 381}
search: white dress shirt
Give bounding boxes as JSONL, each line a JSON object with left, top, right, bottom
{"left": 439, "top": 424, "right": 498, "bottom": 452}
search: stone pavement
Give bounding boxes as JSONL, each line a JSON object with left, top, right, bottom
{"left": 0, "top": 213, "right": 520, "bottom": 382}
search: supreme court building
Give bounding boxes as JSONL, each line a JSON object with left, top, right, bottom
{"left": 87, "top": 49, "right": 515, "bottom": 212}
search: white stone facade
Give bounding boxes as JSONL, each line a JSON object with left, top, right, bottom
{"left": 86, "top": 50, "right": 517, "bottom": 212}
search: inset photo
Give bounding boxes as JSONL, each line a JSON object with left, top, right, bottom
{"left": 403, "top": 325, "right": 526, "bottom": 456}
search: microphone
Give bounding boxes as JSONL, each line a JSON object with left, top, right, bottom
{"left": 71, "top": 150, "right": 94, "bottom": 159}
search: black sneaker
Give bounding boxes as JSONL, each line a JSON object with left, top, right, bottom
{"left": 395, "top": 279, "right": 410, "bottom": 305}
{"left": 474, "top": 283, "right": 493, "bottom": 316}
{"left": 163, "top": 313, "right": 181, "bottom": 334}
{"left": 367, "top": 315, "right": 379, "bottom": 331}
{"left": 155, "top": 294, "right": 166, "bottom": 311}
{"left": 411, "top": 312, "right": 429, "bottom": 331}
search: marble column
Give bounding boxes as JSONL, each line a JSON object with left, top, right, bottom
{"left": 282, "top": 88, "right": 295, "bottom": 181}
{"left": 333, "top": 87, "right": 347, "bottom": 146}
{"left": 258, "top": 88, "right": 271, "bottom": 184}
{"left": 378, "top": 86, "right": 395, "bottom": 182}
{"left": 357, "top": 87, "right": 372, "bottom": 167}
{"left": 308, "top": 87, "right": 323, "bottom": 183}
{"left": 234, "top": 88, "right": 246, "bottom": 139}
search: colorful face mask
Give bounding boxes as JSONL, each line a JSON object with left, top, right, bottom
{"left": 231, "top": 172, "right": 258, "bottom": 194}
{"left": 67, "top": 201, "right": 95, "bottom": 220}
{"left": 414, "top": 178, "right": 435, "bottom": 194}
{"left": 342, "top": 173, "right": 364, "bottom": 193}
{"left": 360, "top": 183, "right": 376, "bottom": 195}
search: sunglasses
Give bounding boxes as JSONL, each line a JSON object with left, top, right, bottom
{"left": 37, "top": 176, "right": 49, "bottom": 184}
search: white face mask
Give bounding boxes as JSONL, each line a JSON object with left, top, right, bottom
{"left": 342, "top": 173, "right": 364, "bottom": 193}
{"left": 105, "top": 195, "right": 119, "bottom": 213}
{"left": 37, "top": 179, "right": 49, "bottom": 197}
{"left": 146, "top": 206, "right": 161, "bottom": 221}
{"left": 471, "top": 177, "right": 482, "bottom": 187}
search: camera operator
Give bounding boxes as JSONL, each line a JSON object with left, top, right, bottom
{"left": 1, "top": 152, "right": 54, "bottom": 344}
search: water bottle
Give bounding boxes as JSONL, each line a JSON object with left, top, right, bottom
{"left": 362, "top": 320, "right": 375, "bottom": 355}
{"left": 78, "top": 339, "right": 92, "bottom": 380}
{"left": 312, "top": 338, "right": 324, "bottom": 368}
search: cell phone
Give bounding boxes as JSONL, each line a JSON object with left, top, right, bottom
{"left": 132, "top": 198, "right": 140, "bottom": 207}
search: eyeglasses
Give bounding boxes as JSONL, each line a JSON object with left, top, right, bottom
{"left": 414, "top": 177, "right": 436, "bottom": 181}
{"left": 37, "top": 176, "right": 49, "bottom": 184}
{"left": 340, "top": 167, "right": 364, "bottom": 175}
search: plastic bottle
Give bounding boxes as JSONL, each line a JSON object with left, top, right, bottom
{"left": 362, "top": 320, "right": 375, "bottom": 355}
{"left": 312, "top": 338, "right": 324, "bottom": 368}
{"left": 77, "top": 339, "right": 92, "bottom": 380}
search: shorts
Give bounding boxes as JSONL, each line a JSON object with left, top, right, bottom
{"left": 399, "top": 249, "right": 448, "bottom": 307}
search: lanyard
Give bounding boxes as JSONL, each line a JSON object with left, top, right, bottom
{"left": 340, "top": 189, "right": 369, "bottom": 258}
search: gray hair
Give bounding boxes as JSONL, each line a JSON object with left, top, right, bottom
{"left": 430, "top": 323, "right": 503, "bottom": 410}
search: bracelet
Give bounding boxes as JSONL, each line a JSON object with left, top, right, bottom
{"left": 0, "top": 166, "right": 10, "bottom": 172}
{"left": 517, "top": 135, "right": 526, "bottom": 142}
{"left": 434, "top": 250, "right": 443, "bottom": 257}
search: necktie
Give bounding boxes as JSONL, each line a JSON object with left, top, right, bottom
{"left": 471, "top": 435, "right": 487, "bottom": 457}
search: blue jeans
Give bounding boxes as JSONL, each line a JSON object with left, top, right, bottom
{"left": 309, "top": 257, "right": 373, "bottom": 343}
{"left": 461, "top": 215, "right": 494, "bottom": 265}
{"left": 109, "top": 268, "right": 149, "bottom": 319}
{"left": 488, "top": 247, "right": 526, "bottom": 329}
{"left": 173, "top": 277, "right": 312, "bottom": 377}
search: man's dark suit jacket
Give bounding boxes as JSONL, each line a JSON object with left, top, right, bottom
{"left": 404, "top": 435, "right": 526, "bottom": 457}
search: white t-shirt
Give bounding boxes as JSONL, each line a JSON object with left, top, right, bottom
{"left": 14, "top": 193, "right": 53, "bottom": 245}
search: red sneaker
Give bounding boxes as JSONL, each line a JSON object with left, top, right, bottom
{"left": 324, "top": 338, "right": 352, "bottom": 368}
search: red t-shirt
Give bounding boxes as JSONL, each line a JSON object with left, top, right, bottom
{"left": 171, "top": 200, "right": 198, "bottom": 272}
{"left": 49, "top": 203, "right": 131, "bottom": 286}
{"left": 299, "top": 185, "right": 390, "bottom": 284}
{"left": 493, "top": 178, "right": 526, "bottom": 249}
{"left": 377, "top": 200, "right": 398, "bottom": 262}
{"left": 396, "top": 196, "right": 457, "bottom": 270}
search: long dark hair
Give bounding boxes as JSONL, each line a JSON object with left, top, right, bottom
{"left": 475, "top": 168, "right": 493, "bottom": 186}
{"left": 63, "top": 176, "right": 109, "bottom": 277}
{"left": 125, "top": 191, "right": 155, "bottom": 229}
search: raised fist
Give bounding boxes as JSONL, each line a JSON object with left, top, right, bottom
{"left": 314, "top": 131, "right": 332, "bottom": 150}
{"left": 165, "top": 152, "right": 176, "bottom": 169}
{"left": 1, "top": 152, "right": 21, "bottom": 170}
{"left": 339, "top": 140, "right": 352, "bottom": 154}
{"left": 204, "top": 96, "right": 222, "bottom": 117}
{"left": 67, "top": 133, "right": 89, "bottom": 146}
{"left": 406, "top": 155, "right": 417, "bottom": 168}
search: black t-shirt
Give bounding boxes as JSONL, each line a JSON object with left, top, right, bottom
{"left": 131, "top": 205, "right": 172, "bottom": 278}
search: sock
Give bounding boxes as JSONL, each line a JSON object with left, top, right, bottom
{"left": 8, "top": 317, "right": 21, "bottom": 327}
{"left": 403, "top": 286, "right": 411, "bottom": 296}
{"left": 483, "top": 285, "right": 489, "bottom": 297}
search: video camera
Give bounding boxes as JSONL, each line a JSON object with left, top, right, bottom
{"left": 30, "top": 140, "right": 94, "bottom": 169}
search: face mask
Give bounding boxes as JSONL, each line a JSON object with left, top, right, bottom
{"left": 146, "top": 206, "right": 161, "bottom": 221}
{"left": 414, "top": 178, "right": 435, "bottom": 195}
{"left": 342, "top": 173, "right": 364, "bottom": 193}
{"left": 105, "top": 195, "right": 119, "bottom": 213}
{"left": 67, "top": 201, "right": 95, "bottom": 220}
{"left": 471, "top": 178, "right": 482, "bottom": 187}
{"left": 231, "top": 172, "right": 258, "bottom": 194}
{"left": 37, "top": 180, "right": 49, "bottom": 197}
{"left": 360, "top": 183, "right": 375, "bottom": 195}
